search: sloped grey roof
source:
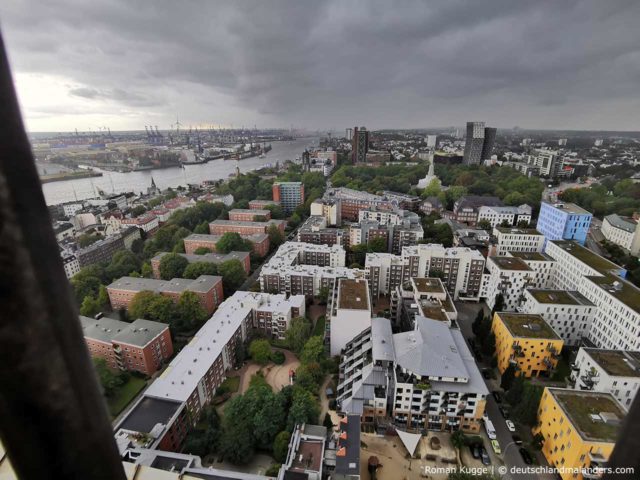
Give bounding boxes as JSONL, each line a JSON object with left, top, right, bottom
{"left": 371, "top": 317, "right": 395, "bottom": 362}
{"left": 393, "top": 316, "right": 468, "bottom": 380}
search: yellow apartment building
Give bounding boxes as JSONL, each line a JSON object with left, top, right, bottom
{"left": 492, "top": 312, "right": 564, "bottom": 377}
{"left": 533, "top": 388, "right": 624, "bottom": 480}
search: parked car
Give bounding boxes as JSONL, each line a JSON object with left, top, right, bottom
{"left": 512, "top": 434, "right": 523, "bottom": 445}
{"left": 481, "top": 447, "right": 491, "bottom": 465}
{"left": 492, "top": 391, "right": 502, "bottom": 403}
{"left": 491, "top": 439, "right": 502, "bottom": 455}
{"left": 471, "top": 444, "right": 481, "bottom": 459}
{"left": 506, "top": 420, "right": 516, "bottom": 432}
{"left": 520, "top": 447, "right": 533, "bottom": 464}
{"left": 498, "top": 405, "right": 509, "bottom": 418}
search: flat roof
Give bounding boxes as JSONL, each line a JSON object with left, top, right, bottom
{"left": 118, "top": 397, "right": 182, "bottom": 434}
{"left": 495, "top": 226, "right": 542, "bottom": 235}
{"left": 497, "top": 312, "right": 560, "bottom": 339}
{"left": 337, "top": 278, "right": 370, "bottom": 310}
{"left": 152, "top": 251, "right": 250, "bottom": 265}
{"left": 510, "top": 251, "right": 554, "bottom": 262}
{"left": 583, "top": 349, "right": 640, "bottom": 378}
{"left": 412, "top": 277, "right": 446, "bottom": 294}
{"left": 550, "top": 389, "right": 624, "bottom": 443}
{"left": 527, "top": 289, "right": 593, "bottom": 306}
{"left": 210, "top": 219, "right": 286, "bottom": 228}
{"left": 543, "top": 201, "right": 591, "bottom": 215}
{"left": 586, "top": 273, "right": 640, "bottom": 313}
{"left": 551, "top": 241, "right": 621, "bottom": 274}
{"left": 489, "top": 256, "right": 532, "bottom": 271}
{"left": 184, "top": 232, "right": 268, "bottom": 243}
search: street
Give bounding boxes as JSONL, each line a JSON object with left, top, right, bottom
{"left": 455, "top": 302, "right": 555, "bottom": 480}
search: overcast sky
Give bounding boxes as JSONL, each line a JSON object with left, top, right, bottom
{"left": 1, "top": 0, "right": 639, "bottom": 132}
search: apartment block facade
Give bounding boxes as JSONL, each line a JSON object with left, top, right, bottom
{"left": 536, "top": 202, "right": 593, "bottom": 245}
{"left": 183, "top": 232, "right": 270, "bottom": 257}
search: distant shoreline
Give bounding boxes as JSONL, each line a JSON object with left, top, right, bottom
{"left": 40, "top": 171, "right": 103, "bottom": 184}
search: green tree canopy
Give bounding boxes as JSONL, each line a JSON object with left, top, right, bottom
{"left": 194, "top": 246, "right": 212, "bottom": 255}
{"left": 159, "top": 253, "right": 189, "bottom": 280}
{"left": 300, "top": 336, "right": 325, "bottom": 365}
{"left": 249, "top": 339, "right": 272, "bottom": 365}
{"left": 183, "top": 261, "right": 218, "bottom": 279}
{"left": 286, "top": 317, "right": 312, "bottom": 354}
{"left": 216, "top": 232, "right": 253, "bottom": 253}
{"left": 218, "top": 259, "right": 247, "bottom": 295}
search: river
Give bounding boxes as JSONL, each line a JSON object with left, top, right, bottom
{"left": 41, "top": 137, "right": 318, "bottom": 205}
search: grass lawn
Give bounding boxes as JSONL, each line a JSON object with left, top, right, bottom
{"left": 551, "top": 356, "right": 571, "bottom": 381}
{"left": 107, "top": 376, "right": 147, "bottom": 418}
{"left": 312, "top": 316, "right": 326, "bottom": 337}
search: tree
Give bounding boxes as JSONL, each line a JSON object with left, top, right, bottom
{"left": 176, "top": 291, "right": 208, "bottom": 331}
{"left": 130, "top": 205, "right": 147, "bottom": 217}
{"left": 300, "top": 336, "right": 325, "bottom": 365}
{"left": 80, "top": 295, "right": 101, "bottom": 317}
{"left": 216, "top": 232, "right": 252, "bottom": 253}
{"left": 253, "top": 393, "right": 287, "bottom": 450}
{"left": 249, "top": 339, "right": 272, "bottom": 365}
{"left": 194, "top": 246, "right": 212, "bottom": 255}
{"left": 500, "top": 363, "right": 516, "bottom": 391}
{"left": 482, "top": 332, "right": 496, "bottom": 356}
{"left": 194, "top": 221, "right": 210, "bottom": 235}
{"left": 286, "top": 317, "right": 312, "bottom": 353}
{"left": 92, "top": 357, "right": 127, "bottom": 397}
{"left": 71, "top": 266, "right": 104, "bottom": 302}
{"left": 451, "top": 430, "right": 466, "bottom": 451}
{"left": 317, "top": 286, "right": 330, "bottom": 305}
{"left": 218, "top": 396, "right": 256, "bottom": 464}
{"left": 512, "top": 383, "right": 543, "bottom": 426}
{"left": 273, "top": 431, "right": 291, "bottom": 463}
{"left": 295, "top": 362, "right": 324, "bottom": 391}
{"left": 472, "top": 310, "right": 484, "bottom": 336}
{"left": 78, "top": 233, "right": 103, "bottom": 248}
{"left": 105, "top": 250, "right": 142, "bottom": 280}
{"left": 129, "top": 291, "right": 176, "bottom": 324}
{"left": 267, "top": 224, "right": 284, "bottom": 248}
{"left": 491, "top": 293, "right": 505, "bottom": 314}
{"left": 159, "top": 253, "right": 189, "bottom": 280}
{"left": 218, "top": 259, "right": 247, "bottom": 295}
{"left": 287, "top": 388, "right": 320, "bottom": 430}
{"left": 141, "top": 262, "right": 153, "bottom": 278}
{"left": 477, "top": 219, "right": 492, "bottom": 231}
{"left": 505, "top": 376, "right": 525, "bottom": 405}
{"left": 183, "top": 261, "right": 218, "bottom": 279}
{"left": 367, "top": 236, "right": 387, "bottom": 253}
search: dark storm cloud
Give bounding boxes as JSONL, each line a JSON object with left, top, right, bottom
{"left": 1, "top": 0, "right": 640, "bottom": 130}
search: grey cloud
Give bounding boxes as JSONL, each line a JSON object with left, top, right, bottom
{"left": 1, "top": 0, "right": 640, "bottom": 130}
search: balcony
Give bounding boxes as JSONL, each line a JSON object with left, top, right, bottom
{"left": 588, "top": 451, "right": 608, "bottom": 464}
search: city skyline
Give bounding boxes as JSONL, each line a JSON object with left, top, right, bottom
{"left": 1, "top": 0, "right": 640, "bottom": 132}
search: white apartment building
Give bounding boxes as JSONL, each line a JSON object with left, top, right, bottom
{"left": 477, "top": 204, "right": 532, "bottom": 228}
{"left": 519, "top": 289, "right": 595, "bottom": 346}
{"left": 492, "top": 227, "right": 545, "bottom": 256}
{"left": 337, "top": 317, "right": 488, "bottom": 433}
{"left": 260, "top": 242, "right": 365, "bottom": 297}
{"left": 545, "top": 240, "right": 640, "bottom": 351}
{"left": 480, "top": 253, "right": 555, "bottom": 311}
{"left": 571, "top": 348, "right": 640, "bottom": 410}
{"left": 365, "top": 245, "right": 485, "bottom": 301}
{"left": 310, "top": 199, "right": 340, "bottom": 226}
{"left": 329, "top": 278, "right": 372, "bottom": 356}
{"left": 601, "top": 214, "right": 640, "bottom": 255}
{"left": 62, "top": 254, "right": 81, "bottom": 279}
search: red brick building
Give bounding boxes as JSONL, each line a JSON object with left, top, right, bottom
{"left": 209, "top": 219, "right": 286, "bottom": 236}
{"left": 228, "top": 209, "right": 271, "bottom": 222}
{"left": 183, "top": 232, "right": 270, "bottom": 257}
{"left": 107, "top": 275, "right": 224, "bottom": 315}
{"left": 80, "top": 316, "right": 173, "bottom": 375}
{"left": 248, "top": 199, "right": 280, "bottom": 210}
